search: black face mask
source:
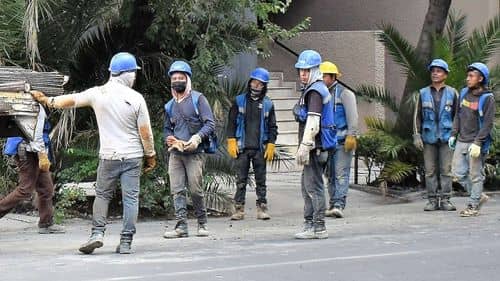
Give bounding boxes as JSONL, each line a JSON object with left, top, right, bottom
{"left": 172, "top": 81, "right": 187, "bottom": 93}
{"left": 250, "top": 88, "right": 262, "bottom": 97}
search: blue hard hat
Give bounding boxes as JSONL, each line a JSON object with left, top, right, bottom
{"left": 108, "top": 52, "right": 141, "bottom": 74}
{"left": 467, "top": 62, "right": 489, "bottom": 85}
{"left": 428, "top": 59, "right": 450, "bottom": 73}
{"left": 295, "top": 50, "right": 322, "bottom": 69}
{"left": 250, "top": 67, "right": 270, "bottom": 83}
{"left": 168, "top": 61, "right": 192, "bottom": 77}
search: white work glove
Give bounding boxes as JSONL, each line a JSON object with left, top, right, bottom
{"left": 468, "top": 143, "right": 481, "bottom": 158}
{"left": 448, "top": 136, "right": 457, "bottom": 150}
{"left": 296, "top": 142, "right": 314, "bottom": 165}
{"left": 184, "top": 134, "right": 202, "bottom": 152}
{"left": 413, "top": 134, "right": 424, "bottom": 151}
{"left": 295, "top": 114, "right": 320, "bottom": 166}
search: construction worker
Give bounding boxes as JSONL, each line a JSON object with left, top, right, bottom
{"left": 413, "top": 59, "right": 458, "bottom": 211}
{"left": 163, "top": 61, "right": 215, "bottom": 238}
{"left": 0, "top": 105, "right": 65, "bottom": 234}
{"left": 226, "top": 67, "right": 278, "bottom": 221}
{"left": 320, "top": 61, "right": 359, "bottom": 218}
{"left": 450, "top": 62, "right": 495, "bottom": 217}
{"left": 293, "top": 50, "right": 337, "bottom": 239}
{"left": 32, "top": 52, "right": 157, "bottom": 254}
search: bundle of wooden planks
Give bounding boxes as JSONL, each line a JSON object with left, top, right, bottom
{"left": 0, "top": 66, "right": 65, "bottom": 96}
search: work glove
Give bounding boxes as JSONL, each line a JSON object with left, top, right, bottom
{"left": 38, "top": 152, "right": 51, "bottom": 172}
{"left": 184, "top": 134, "right": 202, "bottom": 152}
{"left": 143, "top": 155, "right": 156, "bottom": 174}
{"left": 168, "top": 140, "right": 186, "bottom": 152}
{"left": 264, "top": 143, "right": 275, "bottom": 161}
{"left": 344, "top": 135, "right": 357, "bottom": 152}
{"left": 468, "top": 143, "right": 481, "bottom": 158}
{"left": 296, "top": 142, "right": 314, "bottom": 166}
{"left": 448, "top": 136, "right": 457, "bottom": 150}
{"left": 31, "top": 90, "right": 48, "bottom": 105}
{"left": 226, "top": 138, "right": 239, "bottom": 158}
{"left": 413, "top": 134, "right": 424, "bottom": 151}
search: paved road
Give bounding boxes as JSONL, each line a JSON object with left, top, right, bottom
{"left": 1, "top": 172, "right": 499, "bottom": 281}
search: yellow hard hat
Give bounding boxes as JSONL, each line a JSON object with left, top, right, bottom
{"left": 320, "top": 61, "right": 342, "bottom": 77}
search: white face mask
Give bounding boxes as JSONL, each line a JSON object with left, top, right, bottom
{"left": 120, "top": 72, "right": 136, "bottom": 88}
{"left": 111, "top": 71, "right": 136, "bottom": 88}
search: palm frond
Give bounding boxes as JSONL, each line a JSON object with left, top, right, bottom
{"left": 446, "top": 10, "right": 467, "bottom": 58}
{"left": 23, "top": 0, "right": 55, "bottom": 69}
{"left": 489, "top": 64, "right": 500, "bottom": 91}
{"left": 356, "top": 84, "right": 399, "bottom": 113}
{"left": 381, "top": 160, "right": 415, "bottom": 183}
{"left": 377, "top": 24, "right": 427, "bottom": 88}
{"left": 364, "top": 117, "right": 395, "bottom": 134}
{"left": 458, "top": 14, "right": 500, "bottom": 65}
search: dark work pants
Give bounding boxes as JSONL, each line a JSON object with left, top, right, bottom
{"left": 234, "top": 149, "right": 267, "bottom": 206}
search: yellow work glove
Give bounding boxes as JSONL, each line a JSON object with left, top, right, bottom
{"left": 468, "top": 143, "right": 481, "bottom": 158}
{"left": 344, "top": 135, "right": 357, "bottom": 152}
{"left": 143, "top": 155, "right": 156, "bottom": 174}
{"left": 38, "top": 152, "right": 51, "bottom": 172}
{"left": 264, "top": 143, "right": 275, "bottom": 161}
{"left": 31, "top": 90, "right": 49, "bottom": 106}
{"left": 227, "top": 138, "right": 239, "bottom": 159}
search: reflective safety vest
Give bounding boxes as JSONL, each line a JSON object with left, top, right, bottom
{"left": 331, "top": 84, "right": 348, "bottom": 143}
{"left": 420, "top": 86, "right": 456, "bottom": 144}
{"left": 459, "top": 87, "right": 494, "bottom": 153}
{"left": 293, "top": 81, "right": 337, "bottom": 150}
{"left": 234, "top": 94, "right": 273, "bottom": 151}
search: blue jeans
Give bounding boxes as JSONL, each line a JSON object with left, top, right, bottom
{"left": 168, "top": 153, "right": 207, "bottom": 224}
{"left": 452, "top": 141, "right": 486, "bottom": 207}
{"left": 301, "top": 150, "right": 327, "bottom": 224}
{"left": 326, "top": 145, "right": 353, "bottom": 209}
{"left": 92, "top": 157, "right": 142, "bottom": 236}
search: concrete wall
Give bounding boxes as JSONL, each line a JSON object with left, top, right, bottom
{"left": 271, "top": 0, "right": 500, "bottom": 101}
{"left": 259, "top": 31, "right": 386, "bottom": 132}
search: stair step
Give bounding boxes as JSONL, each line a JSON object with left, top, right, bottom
{"left": 273, "top": 99, "right": 299, "bottom": 110}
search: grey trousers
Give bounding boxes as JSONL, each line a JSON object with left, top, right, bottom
{"left": 423, "top": 143, "right": 453, "bottom": 199}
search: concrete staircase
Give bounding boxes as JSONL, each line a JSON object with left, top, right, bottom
{"left": 267, "top": 72, "right": 300, "bottom": 153}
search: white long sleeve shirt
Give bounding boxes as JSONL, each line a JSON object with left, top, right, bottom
{"left": 51, "top": 79, "right": 155, "bottom": 160}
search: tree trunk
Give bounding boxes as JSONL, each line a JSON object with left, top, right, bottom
{"left": 396, "top": 0, "right": 452, "bottom": 132}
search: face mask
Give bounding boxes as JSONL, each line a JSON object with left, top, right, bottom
{"left": 171, "top": 81, "right": 187, "bottom": 93}
{"left": 250, "top": 88, "right": 262, "bottom": 97}
{"left": 116, "top": 71, "right": 136, "bottom": 88}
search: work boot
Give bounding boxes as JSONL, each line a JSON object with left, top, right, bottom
{"left": 163, "top": 221, "right": 188, "bottom": 239}
{"left": 38, "top": 224, "right": 66, "bottom": 234}
{"left": 314, "top": 221, "right": 328, "bottom": 239}
{"left": 439, "top": 198, "right": 456, "bottom": 211}
{"left": 478, "top": 193, "right": 489, "bottom": 210}
{"left": 256, "top": 203, "right": 271, "bottom": 220}
{"left": 197, "top": 223, "right": 210, "bottom": 237}
{"left": 460, "top": 205, "right": 479, "bottom": 217}
{"left": 231, "top": 204, "right": 245, "bottom": 221}
{"left": 424, "top": 198, "right": 439, "bottom": 211}
{"left": 294, "top": 220, "right": 315, "bottom": 239}
{"left": 79, "top": 232, "right": 104, "bottom": 254}
{"left": 115, "top": 234, "right": 133, "bottom": 254}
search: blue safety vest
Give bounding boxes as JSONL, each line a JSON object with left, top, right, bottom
{"left": 459, "top": 87, "right": 494, "bottom": 154}
{"left": 234, "top": 94, "right": 273, "bottom": 151}
{"left": 419, "top": 86, "right": 456, "bottom": 144}
{"left": 293, "top": 81, "right": 337, "bottom": 150}
{"left": 331, "top": 84, "right": 348, "bottom": 143}
{"left": 3, "top": 120, "right": 52, "bottom": 157}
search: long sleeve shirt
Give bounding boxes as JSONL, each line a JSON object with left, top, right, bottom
{"left": 48, "top": 79, "right": 156, "bottom": 160}
{"left": 25, "top": 105, "right": 47, "bottom": 153}
{"left": 451, "top": 88, "right": 496, "bottom": 146}
{"left": 332, "top": 82, "right": 359, "bottom": 136}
